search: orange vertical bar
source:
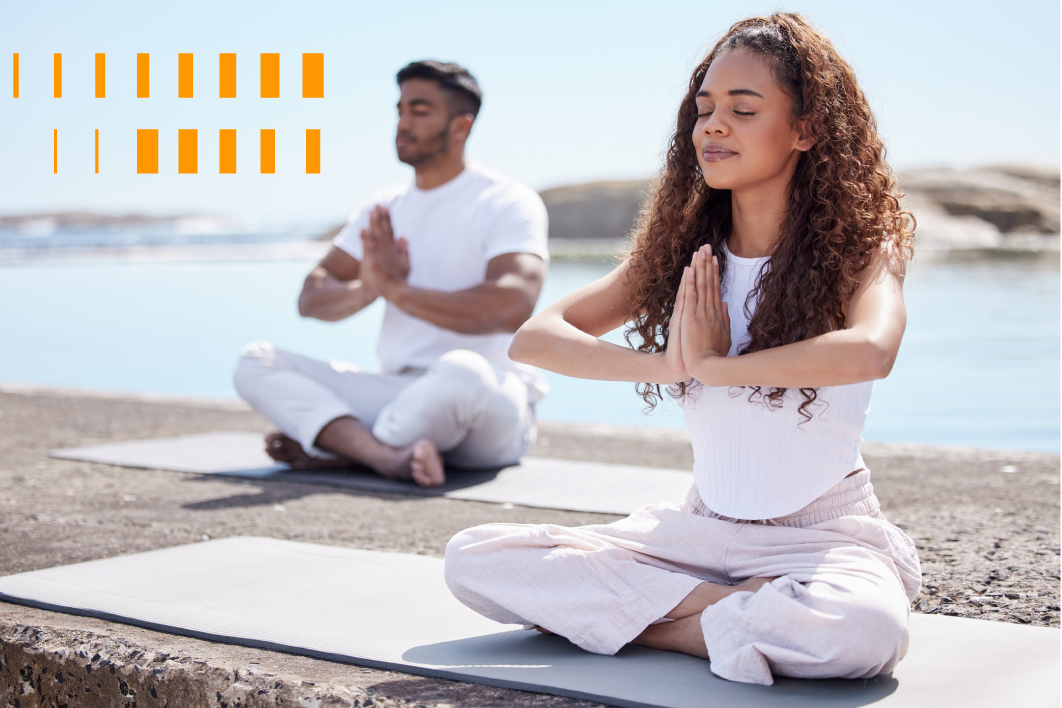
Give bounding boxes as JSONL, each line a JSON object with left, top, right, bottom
{"left": 53, "top": 53, "right": 61, "bottom": 98}
{"left": 137, "top": 53, "right": 150, "bottom": 98}
{"left": 95, "top": 129, "right": 99, "bottom": 173}
{"left": 12, "top": 53, "right": 19, "bottom": 98}
{"left": 178, "top": 53, "right": 193, "bottom": 98}
{"left": 302, "top": 53, "right": 323, "bottom": 98}
{"left": 260, "top": 53, "right": 279, "bottom": 97}
{"left": 137, "top": 129, "right": 158, "bottom": 173}
{"left": 178, "top": 129, "right": 198, "bottom": 174}
{"left": 260, "top": 129, "right": 275, "bottom": 173}
{"left": 305, "top": 129, "right": 320, "bottom": 174}
{"left": 53, "top": 129, "right": 57, "bottom": 174}
{"left": 219, "top": 53, "right": 236, "bottom": 98}
{"left": 219, "top": 129, "right": 237, "bottom": 173}
{"left": 95, "top": 53, "right": 106, "bottom": 97}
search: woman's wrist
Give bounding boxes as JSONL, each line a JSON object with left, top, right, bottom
{"left": 687, "top": 354, "right": 727, "bottom": 386}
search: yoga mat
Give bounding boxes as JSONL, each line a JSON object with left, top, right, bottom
{"left": 50, "top": 432, "right": 694, "bottom": 514}
{"left": 0, "top": 538, "right": 1056, "bottom": 708}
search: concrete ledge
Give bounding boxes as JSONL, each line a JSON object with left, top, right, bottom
{"left": 0, "top": 385, "right": 1057, "bottom": 707}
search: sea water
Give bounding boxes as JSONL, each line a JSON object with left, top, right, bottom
{"left": 0, "top": 253, "right": 1057, "bottom": 452}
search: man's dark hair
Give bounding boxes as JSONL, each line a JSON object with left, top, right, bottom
{"left": 396, "top": 60, "right": 482, "bottom": 118}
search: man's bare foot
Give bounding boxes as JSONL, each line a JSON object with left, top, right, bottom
{"left": 665, "top": 576, "right": 777, "bottom": 619}
{"left": 534, "top": 626, "right": 555, "bottom": 635}
{"left": 409, "top": 438, "right": 445, "bottom": 488}
{"left": 264, "top": 433, "right": 350, "bottom": 469}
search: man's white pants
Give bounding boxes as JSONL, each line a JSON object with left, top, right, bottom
{"left": 233, "top": 342, "right": 536, "bottom": 468}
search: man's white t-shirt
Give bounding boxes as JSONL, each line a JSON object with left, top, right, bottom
{"left": 333, "top": 162, "right": 550, "bottom": 404}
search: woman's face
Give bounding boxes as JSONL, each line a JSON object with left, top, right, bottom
{"left": 692, "top": 49, "right": 814, "bottom": 192}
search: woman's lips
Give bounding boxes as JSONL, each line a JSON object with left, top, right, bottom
{"left": 703, "top": 145, "right": 736, "bottom": 162}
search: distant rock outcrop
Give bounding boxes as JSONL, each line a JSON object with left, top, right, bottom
{"left": 539, "top": 180, "right": 654, "bottom": 241}
{"left": 898, "top": 166, "right": 1059, "bottom": 250}
{"left": 536, "top": 166, "right": 1060, "bottom": 251}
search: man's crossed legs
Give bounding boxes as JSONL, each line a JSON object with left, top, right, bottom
{"left": 234, "top": 343, "right": 536, "bottom": 487}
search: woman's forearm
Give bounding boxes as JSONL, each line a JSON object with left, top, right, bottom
{"left": 688, "top": 328, "right": 896, "bottom": 388}
{"left": 510, "top": 317, "right": 678, "bottom": 384}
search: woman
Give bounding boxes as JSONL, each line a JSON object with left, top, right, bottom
{"left": 444, "top": 13, "right": 920, "bottom": 686}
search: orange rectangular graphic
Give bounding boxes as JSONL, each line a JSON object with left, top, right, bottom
{"left": 53, "top": 53, "right": 61, "bottom": 98}
{"left": 53, "top": 129, "right": 57, "bottom": 174}
{"left": 95, "top": 129, "right": 99, "bottom": 174}
{"left": 260, "top": 53, "right": 279, "bottom": 97}
{"left": 260, "top": 129, "right": 275, "bottom": 173}
{"left": 219, "top": 129, "right": 237, "bottom": 173}
{"left": 95, "top": 53, "right": 106, "bottom": 97}
{"left": 12, "top": 54, "right": 18, "bottom": 98}
{"left": 178, "top": 129, "right": 198, "bottom": 174}
{"left": 137, "top": 129, "right": 158, "bottom": 173}
{"left": 219, "top": 53, "right": 236, "bottom": 98}
{"left": 178, "top": 53, "right": 193, "bottom": 98}
{"left": 137, "top": 53, "right": 150, "bottom": 98}
{"left": 305, "top": 129, "right": 320, "bottom": 174}
{"left": 302, "top": 54, "right": 323, "bottom": 98}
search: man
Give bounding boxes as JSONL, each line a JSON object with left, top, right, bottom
{"left": 234, "top": 60, "right": 549, "bottom": 488}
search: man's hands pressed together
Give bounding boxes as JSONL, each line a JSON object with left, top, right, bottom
{"left": 360, "top": 206, "right": 411, "bottom": 300}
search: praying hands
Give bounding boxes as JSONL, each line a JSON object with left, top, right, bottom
{"left": 360, "top": 205, "right": 411, "bottom": 300}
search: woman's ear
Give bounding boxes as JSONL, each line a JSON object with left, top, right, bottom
{"left": 795, "top": 117, "right": 817, "bottom": 151}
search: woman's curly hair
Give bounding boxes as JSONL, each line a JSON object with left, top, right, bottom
{"left": 625, "top": 12, "right": 914, "bottom": 415}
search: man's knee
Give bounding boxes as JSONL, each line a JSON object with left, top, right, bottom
{"left": 432, "top": 350, "right": 496, "bottom": 385}
{"left": 233, "top": 341, "right": 277, "bottom": 399}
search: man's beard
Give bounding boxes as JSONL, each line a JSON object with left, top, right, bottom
{"left": 397, "top": 124, "right": 451, "bottom": 167}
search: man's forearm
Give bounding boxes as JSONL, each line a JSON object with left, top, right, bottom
{"left": 385, "top": 283, "right": 530, "bottom": 335}
{"left": 299, "top": 272, "right": 378, "bottom": 322}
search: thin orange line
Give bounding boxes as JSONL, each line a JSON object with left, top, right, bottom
{"left": 53, "top": 129, "right": 57, "bottom": 174}
{"left": 12, "top": 53, "right": 19, "bottom": 98}
{"left": 95, "top": 129, "right": 99, "bottom": 174}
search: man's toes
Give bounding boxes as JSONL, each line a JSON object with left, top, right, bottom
{"left": 411, "top": 439, "right": 445, "bottom": 488}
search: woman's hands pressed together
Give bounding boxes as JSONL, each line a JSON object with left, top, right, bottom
{"left": 680, "top": 244, "right": 732, "bottom": 383}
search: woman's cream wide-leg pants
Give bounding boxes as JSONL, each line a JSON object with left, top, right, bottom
{"left": 445, "top": 471, "right": 922, "bottom": 686}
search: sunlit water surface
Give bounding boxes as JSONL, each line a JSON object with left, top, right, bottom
{"left": 1, "top": 253, "right": 1058, "bottom": 452}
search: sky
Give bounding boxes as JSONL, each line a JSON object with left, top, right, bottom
{"left": 1, "top": 0, "right": 1059, "bottom": 228}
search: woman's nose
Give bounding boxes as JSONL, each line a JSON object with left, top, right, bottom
{"left": 703, "top": 113, "right": 728, "bottom": 136}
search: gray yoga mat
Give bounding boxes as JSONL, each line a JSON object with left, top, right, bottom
{"left": 0, "top": 537, "right": 1056, "bottom": 708}
{"left": 50, "top": 432, "right": 694, "bottom": 514}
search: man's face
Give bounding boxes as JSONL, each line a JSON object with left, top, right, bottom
{"left": 395, "top": 78, "right": 453, "bottom": 166}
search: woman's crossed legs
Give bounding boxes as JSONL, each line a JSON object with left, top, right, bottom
{"left": 444, "top": 493, "right": 919, "bottom": 686}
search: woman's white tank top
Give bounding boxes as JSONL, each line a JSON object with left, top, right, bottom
{"left": 680, "top": 244, "right": 873, "bottom": 520}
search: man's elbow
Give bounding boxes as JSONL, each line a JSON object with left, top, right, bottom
{"left": 297, "top": 294, "right": 316, "bottom": 319}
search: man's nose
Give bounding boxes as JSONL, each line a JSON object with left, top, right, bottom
{"left": 397, "top": 112, "right": 413, "bottom": 132}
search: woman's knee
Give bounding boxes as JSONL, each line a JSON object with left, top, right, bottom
{"left": 815, "top": 595, "right": 909, "bottom": 679}
{"left": 444, "top": 524, "right": 508, "bottom": 594}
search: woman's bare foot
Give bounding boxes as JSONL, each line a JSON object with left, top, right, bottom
{"left": 264, "top": 433, "right": 350, "bottom": 469}
{"left": 632, "top": 613, "right": 709, "bottom": 659}
{"left": 665, "top": 576, "right": 777, "bottom": 619}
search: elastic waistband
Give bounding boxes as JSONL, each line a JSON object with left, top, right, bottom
{"left": 684, "top": 469, "right": 880, "bottom": 528}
